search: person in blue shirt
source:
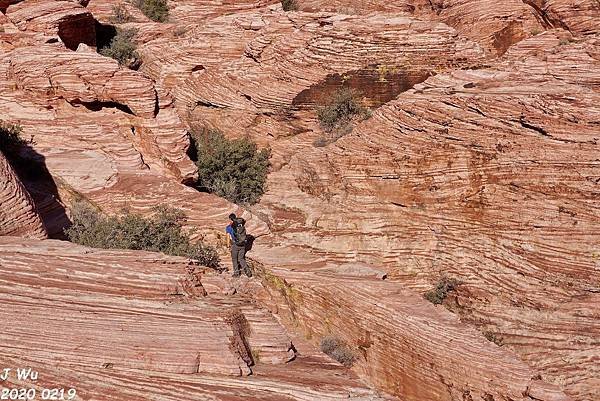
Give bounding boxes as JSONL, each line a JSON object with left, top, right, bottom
{"left": 226, "top": 213, "right": 251, "bottom": 277}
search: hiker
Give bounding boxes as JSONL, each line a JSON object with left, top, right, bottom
{"left": 226, "top": 213, "right": 251, "bottom": 277}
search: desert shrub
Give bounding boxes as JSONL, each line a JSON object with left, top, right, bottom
{"left": 424, "top": 276, "right": 459, "bottom": 305}
{"left": 281, "top": 0, "right": 298, "bottom": 11}
{"left": 110, "top": 4, "right": 133, "bottom": 23}
{"left": 190, "top": 129, "right": 271, "bottom": 205}
{"left": 317, "top": 88, "right": 370, "bottom": 133}
{"left": 0, "top": 121, "right": 27, "bottom": 155}
{"left": 483, "top": 330, "right": 504, "bottom": 346}
{"left": 65, "top": 202, "right": 220, "bottom": 268}
{"left": 320, "top": 336, "right": 356, "bottom": 367}
{"left": 99, "top": 28, "right": 139, "bottom": 67}
{"left": 132, "top": 0, "right": 169, "bottom": 22}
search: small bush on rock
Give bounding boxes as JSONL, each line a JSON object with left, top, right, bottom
{"left": 483, "top": 330, "right": 504, "bottom": 346}
{"left": 65, "top": 202, "right": 220, "bottom": 268}
{"left": 320, "top": 336, "right": 356, "bottom": 367}
{"left": 110, "top": 4, "right": 134, "bottom": 23}
{"left": 99, "top": 28, "right": 139, "bottom": 67}
{"left": 132, "top": 0, "right": 169, "bottom": 22}
{"left": 424, "top": 276, "right": 459, "bottom": 305}
{"left": 0, "top": 121, "right": 27, "bottom": 155}
{"left": 314, "top": 88, "right": 371, "bottom": 146}
{"left": 281, "top": 0, "right": 299, "bottom": 11}
{"left": 191, "top": 129, "right": 271, "bottom": 205}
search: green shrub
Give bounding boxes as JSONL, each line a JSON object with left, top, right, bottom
{"left": 132, "top": 0, "right": 169, "bottom": 22}
{"left": 110, "top": 4, "right": 133, "bottom": 23}
{"left": 191, "top": 129, "right": 271, "bottom": 205}
{"left": 281, "top": 0, "right": 298, "bottom": 11}
{"left": 314, "top": 88, "right": 371, "bottom": 146}
{"left": 65, "top": 202, "right": 220, "bottom": 268}
{"left": 0, "top": 121, "right": 27, "bottom": 155}
{"left": 99, "top": 28, "right": 139, "bottom": 67}
{"left": 424, "top": 276, "right": 459, "bottom": 305}
{"left": 317, "top": 88, "right": 370, "bottom": 132}
{"left": 320, "top": 336, "right": 356, "bottom": 367}
{"left": 483, "top": 330, "right": 504, "bottom": 346}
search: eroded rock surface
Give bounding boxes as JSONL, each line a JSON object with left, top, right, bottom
{"left": 255, "top": 32, "right": 600, "bottom": 401}
{"left": 6, "top": 0, "right": 96, "bottom": 49}
{"left": 1, "top": 1, "right": 599, "bottom": 401}
{"left": 0, "top": 236, "right": 385, "bottom": 400}
{"left": 0, "top": 152, "right": 46, "bottom": 238}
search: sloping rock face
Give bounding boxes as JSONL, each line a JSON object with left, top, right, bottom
{"left": 0, "top": 152, "right": 46, "bottom": 238}
{"left": 6, "top": 0, "right": 96, "bottom": 50}
{"left": 8, "top": 46, "right": 157, "bottom": 118}
{"left": 1, "top": 1, "right": 599, "bottom": 401}
{"left": 138, "top": 9, "right": 486, "bottom": 173}
{"left": 249, "top": 260, "right": 570, "bottom": 401}
{"left": 254, "top": 31, "right": 600, "bottom": 401}
{"left": 0, "top": 236, "right": 386, "bottom": 400}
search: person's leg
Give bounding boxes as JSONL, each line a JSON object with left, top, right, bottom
{"left": 231, "top": 245, "right": 241, "bottom": 276}
{"left": 237, "top": 246, "right": 252, "bottom": 277}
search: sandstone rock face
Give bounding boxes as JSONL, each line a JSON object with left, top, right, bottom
{"left": 8, "top": 46, "right": 157, "bottom": 118}
{"left": 0, "top": 236, "right": 386, "bottom": 400}
{"left": 254, "top": 31, "right": 600, "bottom": 401}
{"left": 250, "top": 261, "right": 571, "bottom": 401}
{"left": 0, "top": 152, "right": 47, "bottom": 238}
{"left": 6, "top": 0, "right": 96, "bottom": 50}
{"left": 1, "top": 1, "right": 599, "bottom": 401}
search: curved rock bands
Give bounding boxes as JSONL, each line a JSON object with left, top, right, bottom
{"left": 0, "top": 236, "right": 385, "bottom": 400}
{"left": 0, "top": 152, "right": 47, "bottom": 239}
{"left": 252, "top": 262, "right": 570, "bottom": 401}
{"left": 5, "top": 0, "right": 96, "bottom": 50}
{"left": 8, "top": 46, "right": 157, "bottom": 118}
{"left": 256, "top": 33, "right": 600, "bottom": 401}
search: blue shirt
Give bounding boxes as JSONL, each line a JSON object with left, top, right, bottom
{"left": 226, "top": 225, "right": 235, "bottom": 240}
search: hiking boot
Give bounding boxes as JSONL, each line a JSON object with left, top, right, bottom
{"left": 244, "top": 268, "right": 252, "bottom": 278}
{"left": 232, "top": 271, "right": 241, "bottom": 278}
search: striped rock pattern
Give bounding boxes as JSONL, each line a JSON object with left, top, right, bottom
{"left": 253, "top": 32, "right": 600, "bottom": 401}
{"left": 0, "top": 1, "right": 599, "bottom": 401}
{"left": 6, "top": 0, "right": 96, "bottom": 49}
{"left": 8, "top": 46, "right": 157, "bottom": 118}
{"left": 0, "top": 152, "right": 46, "bottom": 238}
{"left": 0, "top": 236, "right": 386, "bottom": 400}
{"left": 248, "top": 258, "right": 571, "bottom": 401}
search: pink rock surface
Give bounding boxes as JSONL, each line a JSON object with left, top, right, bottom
{"left": 253, "top": 32, "right": 600, "bottom": 401}
{"left": 1, "top": 1, "right": 599, "bottom": 400}
{"left": 6, "top": 0, "right": 96, "bottom": 49}
{"left": 0, "top": 236, "right": 386, "bottom": 400}
{"left": 8, "top": 45, "right": 157, "bottom": 118}
{"left": 0, "top": 152, "right": 47, "bottom": 238}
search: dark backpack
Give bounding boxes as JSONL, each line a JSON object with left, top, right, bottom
{"left": 232, "top": 218, "right": 247, "bottom": 246}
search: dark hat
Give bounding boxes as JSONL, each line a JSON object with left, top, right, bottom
{"left": 228, "top": 213, "right": 237, "bottom": 220}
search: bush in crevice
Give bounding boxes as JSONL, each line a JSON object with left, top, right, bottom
{"left": 110, "top": 4, "right": 134, "bottom": 23}
{"left": 190, "top": 129, "right": 271, "bottom": 205}
{"left": 99, "top": 28, "right": 139, "bottom": 67}
{"left": 65, "top": 202, "right": 220, "bottom": 268}
{"left": 424, "top": 276, "right": 459, "bottom": 305}
{"left": 132, "top": 0, "right": 169, "bottom": 22}
{"left": 0, "top": 121, "right": 28, "bottom": 155}
{"left": 314, "top": 88, "right": 371, "bottom": 146}
{"left": 281, "top": 0, "right": 298, "bottom": 11}
{"left": 320, "top": 336, "right": 357, "bottom": 367}
{"left": 483, "top": 330, "right": 504, "bottom": 346}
